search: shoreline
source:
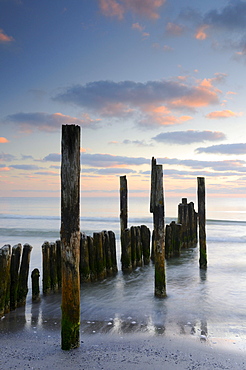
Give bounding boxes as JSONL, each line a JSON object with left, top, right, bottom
{"left": 1, "top": 327, "right": 246, "bottom": 370}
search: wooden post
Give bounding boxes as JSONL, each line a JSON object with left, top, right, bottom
{"left": 103, "top": 231, "right": 113, "bottom": 277}
{"left": 0, "top": 245, "right": 11, "bottom": 317}
{"left": 31, "top": 268, "right": 40, "bottom": 302}
{"left": 56, "top": 240, "right": 62, "bottom": 289}
{"left": 141, "top": 225, "right": 150, "bottom": 265}
{"left": 10, "top": 243, "right": 22, "bottom": 310}
{"left": 50, "top": 242, "right": 58, "bottom": 291}
{"left": 136, "top": 226, "right": 143, "bottom": 267}
{"left": 130, "top": 226, "right": 137, "bottom": 268}
{"left": 42, "top": 241, "right": 51, "bottom": 294}
{"left": 17, "top": 243, "right": 32, "bottom": 307}
{"left": 150, "top": 158, "right": 166, "bottom": 297}
{"left": 121, "top": 228, "right": 132, "bottom": 272}
{"left": 88, "top": 236, "right": 96, "bottom": 281}
{"left": 94, "top": 232, "right": 106, "bottom": 280}
{"left": 120, "top": 175, "right": 128, "bottom": 234}
{"left": 80, "top": 233, "right": 90, "bottom": 283}
{"left": 61, "top": 124, "right": 81, "bottom": 350}
{"left": 108, "top": 231, "right": 118, "bottom": 274}
{"left": 197, "top": 177, "right": 207, "bottom": 269}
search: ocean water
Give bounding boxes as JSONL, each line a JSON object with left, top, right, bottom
{"left": 1, "top": 196, "right": 246, "bottom": 350}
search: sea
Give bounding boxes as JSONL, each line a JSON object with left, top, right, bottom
{"left": 1, "top": 196, "right": 246, "bottom": 350}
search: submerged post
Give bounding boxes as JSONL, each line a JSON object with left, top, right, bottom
{"left": 197, "top": 177, "right": 207, "bottom": 269}
{"left": 120, "top": 175, "right": 128, "bottom": 234}
{"left": 61, "top": 124, "right": 81, "bottom": 350}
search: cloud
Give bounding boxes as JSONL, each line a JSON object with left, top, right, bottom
{"left": 0, "top": 152, "right": 16, "bottom": 162}
{"left": 42, "top": 151, "right": 246, "bottom": 176}
{"left": 165, "top": 22, "right": 185, "bottom": 36}
{"left": 34, "top": 171, "right": 58, "bottom": 176}
{"left": 0, "top": 29, "right": 14, "bottom": 43}
{"left": 43, "top": 153, "right": 61, "bottom": 162}
{"left": 204, "top": 1, "right": 246, "bottom": 31}
{"left": 98, "top": 0, "right": 166, "bottom": 20}
{"left": 206, "top": 109, "right": 242, "bottom": 119}
{"left": 196, "top": 143, "right": 246, "bottom": 155}
{"left": 83, "top": 167, "right": 136, "bottom": 175}
{"left": 132, "top": 23, "right": 149, "bottom": 37}
{"left": 54, "top": 76, "right": 221, "bottom": 127}
{"left": 195, "top": 24, "right": 209, "bottom": 40}
{"left": 82, "top": 153, "right": 149, "bottom": 167}
{"left": 0, "top": 137, "right": 9, "bottom": 143}
{"left": 5, "top": 112, "right": 100, "bottom": 133}
{"left": 122, "top": 139, "right": 153, "bottom": 147}
{"left": 153, "top": 130, "right": 226, "bottom": 145}
{"left": 10, "top": 164, "right": 42, "bottom": 170}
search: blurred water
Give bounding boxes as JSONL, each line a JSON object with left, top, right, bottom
{"left": 1, "top": 197, "right": 246, "bottom": 348}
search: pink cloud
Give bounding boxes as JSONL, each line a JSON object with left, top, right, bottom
{"left": 140, "top": 105, "right": 193, "bottom": 127}
{"left": 98, "top": 0, "right": 124, "bottom": 19}
{"left": 0, "top": 29, "right": 14, "bottom": 43}
{"left": 166, "top": 22, "right": 184, "bottom": 36}
{"left": 0, "top": 137, "right": 9, "bottom": 143}
{"left": 170, "top": 78, "right": 221, "bottom": 109}
{"left": 99, "top": 0, "right": 166, "bottom": 20}
{"left": 206, "top": 110, "right": 242, "bottom": 119}
{"left": 195, "top": 25, "right": 209, "bottom": 40}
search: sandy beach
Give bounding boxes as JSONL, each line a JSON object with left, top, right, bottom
{"left": 1, "top": 323, "right": 246, "bottom": 370}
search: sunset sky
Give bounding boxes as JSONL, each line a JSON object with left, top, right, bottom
{"left": 1, "top": 0, "right": 246, "bottom": 217}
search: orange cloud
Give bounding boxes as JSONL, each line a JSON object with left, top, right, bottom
{"left": 0, "top": 137, "right": 9, "bottom": 143}
{"left": 132, "top": 23, "right": 144, "bottom": 32}
{"left": 195, "top": 25, "right": 209, "bottom": 40}
{"left": 166, "top": 22, "right": 184, "bottom": 36}
{"left": 0, "top": 29, "right": 14, "bottom": 43}
{"left": 171, "top": 78, "right": 220, "bottom": 109}
{"left": 206, "top": 110, "right": 242, "bottom": 119}
{"left": 141, "top": 105, "right": 193, "bottom": 126}
{"left": 0, "top": 167, "right": 10, "bottom": 171}
{"left": 99, "top": 0, "right": 166, "bottom": 20}
{"left": 99, "top": 0, "right": 124, "bottom": 19}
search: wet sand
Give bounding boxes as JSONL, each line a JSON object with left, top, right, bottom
{"left": 1, "top": 324, "right": 246, "bottom": 370}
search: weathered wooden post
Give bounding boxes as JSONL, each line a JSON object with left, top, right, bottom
{"left": 88, "top": 235, "right": 96, "bottom": 281}
{"left": 80, "top": 233, "right": 90, "bottom": 283}
{"left": 10, "top": 243, "right": 22, "bottom": 310}
{"left": 120, "top": 175, "right": 128, "bottom": 234}
{"left": 197, "top": 177, "right": 207, "bottom": 269}
{"left": 61, "top": 124, "right": 81, "bottom": 350}
{"left": 121, "top": 228, "right": 132, "bottom": 272}
{"left": 42, "top": 241, "right": 51, "bottom": 294}
{"left": 31, "top": 268, "right": 40, "bottom": 302}
{"left": 150, "top": 158, "right": 166, "bottom": 297}
{"left": 0, "top": 245, "right": 11, "bottom": 317}
{"left": 141, "top": 225, "right": 150, "bottom": 265}
{"left": 17, "top": 243, "right": 32, "bottom": 307}
{"left": 50, "top": 242, "right": 58, "bottom": 291}
{"left": 130, "top": 226, "right": 137, "bottom": 268}
{"left": 56, "top": 240, "right": 62, "bottom": 289}
{"left": 94, "top": 232, "right": 107, "bottom": 280}
{"left": 108, "top": 231, "right": 118, "bottom": 274}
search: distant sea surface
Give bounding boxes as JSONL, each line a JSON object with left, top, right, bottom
{"left": 1, "top": 196, "right": 246, "bottom": 350}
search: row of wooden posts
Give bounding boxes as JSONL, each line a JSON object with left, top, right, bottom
{"left": 0, "top": 125, "right": 207, "bottom": 351}
{"left": 0, "top": 243, "right": 32, "bottom": 318}
{"left": 42, "top": 231, "right": 118, "bottom": 294}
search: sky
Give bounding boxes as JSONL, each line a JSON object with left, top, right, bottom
{"left": 1, "top": 0, "right": 246, "bottom": 218}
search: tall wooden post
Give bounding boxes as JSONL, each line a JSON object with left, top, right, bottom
{"left": 61, "top": 124, "right": 81, "bottom": 350}
{"left": 120, "top": 175, "right": 128, "bottom": 234}
{"left": 150, "top": 158, "right": 166, "bottom": 297}
{"left": 197, "top": 177, "right": 207, "bottom": 269}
